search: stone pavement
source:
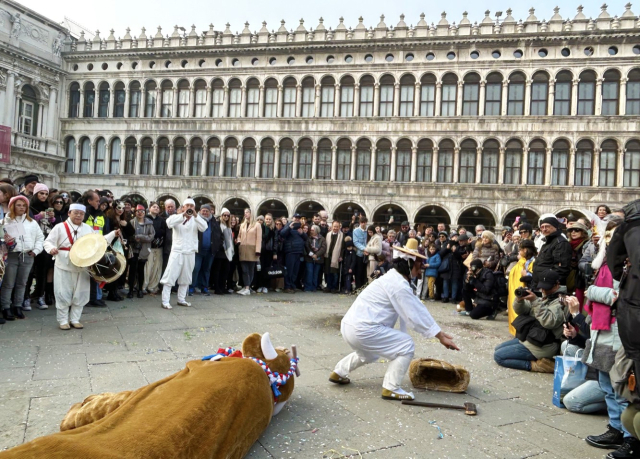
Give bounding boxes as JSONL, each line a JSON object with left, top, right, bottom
{"left": 0, "top": 291, "right": 608, "bottom": 458}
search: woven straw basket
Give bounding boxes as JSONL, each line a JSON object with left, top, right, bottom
{"left": 409, "top": 358, "right": 470, "bottom": 393}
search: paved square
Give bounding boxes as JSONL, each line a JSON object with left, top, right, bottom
{"left": 0, "top": 292, "right": 607, "bottom": 458}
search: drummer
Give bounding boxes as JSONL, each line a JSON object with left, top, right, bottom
{"left": 43, "top": 203, "right": 120, "bottom": 330}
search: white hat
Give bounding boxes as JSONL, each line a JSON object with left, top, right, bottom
{"left": 69, "top": 203, "right": 86, "bottom": 213}
{"left": 184, "top": 198, "right": 196, "bottom": 206}
{"left": 221, "top": 207, "right": 230, "bottom": 215}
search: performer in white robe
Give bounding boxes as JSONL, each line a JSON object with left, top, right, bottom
{"left": 159, "top": 198, "right": 207, "bottom": 309}
{"left": 330, "top": 242, "right": 460, "bottom": 400}
{"left": 43, "top": 204, "right": 118, "bottom": 330}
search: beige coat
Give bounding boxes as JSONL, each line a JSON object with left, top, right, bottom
{"left": 325, "top": 230, "right": 344, "bottom": 269}
{"left": 238, "top": 221, "right": 262, "bottom": 262}
{"left": 365, "top": 233, "right": 383, "bottom": 261}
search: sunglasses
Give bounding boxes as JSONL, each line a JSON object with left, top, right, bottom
{"left": 567, "top": 228, "right": 584, "bottom": 233}
{"left": 54, "top": 201, "right": 63, "bottom": 205}
{"left": 222, "top": 214, "right": 230, "bottom": 217}
{"left": 61, "top": 194, "right": 69, "bottom": 198}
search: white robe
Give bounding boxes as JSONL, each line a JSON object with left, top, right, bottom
{"left": 159, "top": 213, "right": 207, "bottom": 287}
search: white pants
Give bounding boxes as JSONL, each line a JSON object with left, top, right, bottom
{"left": 143, "top": 248, "right": 163, "bottom": 291}
{"left": 160, "top": 252, "right": 195, "bottom": 305}
{"left": 334, "top": 322, "right": 415, "bottom": 391}
{"left": 54, "top": 267, "right": 89, "bottom": 325}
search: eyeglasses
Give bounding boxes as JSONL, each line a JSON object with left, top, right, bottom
{"left": 54, "top": 201, "right": 63, "bottom": 205}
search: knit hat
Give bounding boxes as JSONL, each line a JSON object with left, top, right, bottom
{"left": 512, "top": 231, "right": 520, "bottom": 238}
{"left": 481, "top": 230, "right": 495, "bottom": 242}
{"left": 458, "top": 233, "right": 469, "bottom": 241}
{"left": 136, "top": 204, "right": 145, "bottom": 211}
{"left": 200, "top": 204, "right": 212, "bottom": 211}
{"left": 33, "top": 183, "right": 48, "bottom": 195}
{"left": 99, "top": 197, "right": 109, "bottom": 206}
{"left": 342, "top": 221, "right": 350, "bottom": 229}
{"left": 470, "top": 259, "right": 484, "bottom": 271}
{"left": 23, "top": 175, "right": 38, "bottom": 186}
{"left": 9, "top": 195, "right": 29, "bottom": 208}
{"left": 69, "top": 203, "right": 86, "bottom": 212}
{"left": 220, "top": 207, "right": 230, "bottom": 216}
{"left": 438, "top": 231, "right": 448, "bottom": 237}
{"left": 184, "top": 198, "right": 196, "bottom": 207}
{"left": 540, "top": 217, "right": 560, "bottom": 229}
{"left": 345, "top": 239, "right": 354, "bottom": 248}
{"left": 519, "top": 223, "right": 533, "bottom": 233}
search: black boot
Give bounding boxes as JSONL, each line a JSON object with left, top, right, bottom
{"left": 587, "top": 425, "right": 624, "bottom": 449}
{"left": 3, "top": 308, "right": 15, "bottom": 321}
{"left": 45, "top": 282, "right": 55, "bottom": 305}
{"left": 11, "top": 306, "right": 25, "bottom": 320}
{"left": 137, "top": 291, "right": 144, "bottom": 298}
{"left": 607, "top": 437, "right": 640, "bottom": 458}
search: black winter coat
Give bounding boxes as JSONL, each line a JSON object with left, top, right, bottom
{"left": 342, "top": 249, "right": 358, "bottom": 274}
{"left": 531, "top": 230, "right": 572, "bottom": 288}
{"left": 147, "top": 214, "right": 167, "bottom": 248}
{"left": 161, "top": 212, "right": 174, "bottom": 255}
{"left": 197, "top": 217, "right": 223, "bottom": 255}
{"left": 465, "top": 267, "right": 498, "bottom": 305}
{"left": 280, "top": 224, "right": 308, "bottom": 254}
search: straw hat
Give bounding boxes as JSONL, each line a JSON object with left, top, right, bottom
{"left": 89, "top": 251, "right": 127, "bottom": 283}
{"left": 393, "top": 238, "right": 427, "bottom": 259}
{"left": 69, "top": 233, "right": 107, "bottom": 268}
{"left": 409, "top": 358, "right": 471, "bottom": 393}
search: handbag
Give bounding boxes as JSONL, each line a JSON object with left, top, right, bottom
{"left": 611, "top": 346, "right": 640, "bottom": 404}
{"left": 267, "top": 261, "right": 284, "bottom": 279}
{"left": 553, "top": 348, "right": 588, "bottom": 408}
{"left": 438, "top": 255, "right": 451, "bottom": 273}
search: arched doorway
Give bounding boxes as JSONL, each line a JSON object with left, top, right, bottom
{"left": 257, "top": 199, "right": 288, "bottom": 219}
{"left": 502, "top": 208, "right": 540, "bottom": 229}
{"left": 332, "top": 202, "right": 365, "bottom": 225}
{"left": 156, "top": 194, "right": 180, "bottom": 213}
{"left": 193, "top": 196, "right": 214, "bottom": 212}
{"left": 458, "top": 206, "right": 496, "bottom": 231}
{"left": 555, "top": 208, "right": 588, "bottom": 221}
{"left": 414, "top": 205, "right": 451, "bottom": 231}
{"left": 372, "top": 204, "right": 408, "bottom": 230}
{"left": 294, "top": 200, "right": 325, "bottom": 219}
{"left": 122, "top": 193, "right": 148, "bottom": 208}
{"left": 69, "top": 191, "right": 82, "bottom": 203}
{"left": 222, "top": 197, "right": 250, "bottom": 218}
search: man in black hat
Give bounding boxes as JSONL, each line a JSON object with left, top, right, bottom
{"left": 518, "top": 222, "right": 534, "bottom": 240}
{"left": 531, "top": 216, "right": 571, "bottom": 290}
{"left": 20, "top": 174, "right": 38, "bottom": 198}
{"left": 397, "top": 221, "right": 410, "bottom": 246}
{"left": 460, "top": 258, "right": 500, "bottom": 319}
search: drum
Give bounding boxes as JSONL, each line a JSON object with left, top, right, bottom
{"left": 69, "top": 233, "right": 126, "bottom": 283}
{"left": 88, "top": 249, "right": 126, "bottom": 283}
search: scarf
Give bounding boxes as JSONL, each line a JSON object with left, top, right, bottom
{"left": 569, "top": 237, "right": 586, "bottom": 251}
{"left": 584, "top": 263, "right": 615, "bottom": 330}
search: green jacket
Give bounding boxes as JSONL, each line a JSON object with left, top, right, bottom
{"left": 513, "top": 290, "right": 567, "bottom": 359}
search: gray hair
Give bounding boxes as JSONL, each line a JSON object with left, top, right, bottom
{"left": 475, "top": 224, "right": 486, "bottom": 231}
{"left": 408, "top": 229, "right": 417, "bottom": 237}
{"left": 311, "top": 224, "right": 321, "bottom": 235}
{"left": 387, "top": 229, "right": 396, "bottom": 237}
{"left": 164, "top": 199, "right": 175, "bottom": 206}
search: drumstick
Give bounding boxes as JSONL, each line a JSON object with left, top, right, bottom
{"left": 291, "top": 345, "right": 301, "bottom": 377}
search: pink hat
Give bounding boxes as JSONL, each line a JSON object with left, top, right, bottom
{"left": 33, "top": 183, "right": 49, "bottom": 195}
{"left": 9, "top": 195, "right": 29, "bottom": 208}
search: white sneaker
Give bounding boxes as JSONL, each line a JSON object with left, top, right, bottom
{"left": 22, "top": 299, "right": 32, "bottom": 311}
{"left": 161, "top": 303, "right": 172, "bottom": 309}
{"left": 177, "top": 301, "right": 191, "bottom": 307}
{"left": 237, "top": 288, "right": 250, "bottom": 296}
{"left": 37, "top": 297, "right": 48, "bottom": 309}
{"left": 228, "top": 289, "right": 234, "bottom": 293}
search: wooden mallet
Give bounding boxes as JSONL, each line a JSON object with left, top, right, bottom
{"left": 401, "top": 400, "right": 478, "bottom": 415}
{"left": 291, "top": 345, "right": 301, "bottom": 376}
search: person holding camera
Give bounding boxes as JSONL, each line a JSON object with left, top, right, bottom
{"left": 159, "top": 198, "right": 207, "bottom": 309}
{"left": 507, "top": 239, "right": 537, "bottom": 335}
{"left": 531, "top": 217, "right": 572, "bottom": 290}
{"left": 126, "top": 205, "right": 155, "bottom": 299}
{"left": 143, "top": 202, "right": 166, "bottom": 295}
{"left": 460, "top": 259, "right": 500, "bottom": 319}
{"left": 280, "top": 215, "right": 308, "bottom": 294}
{"left": 494, "top": 269, "right": 567, "bottom": 373}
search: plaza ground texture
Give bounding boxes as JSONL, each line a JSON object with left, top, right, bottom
{"left": 0, "top": 291, "right": 608, "bottom": 458}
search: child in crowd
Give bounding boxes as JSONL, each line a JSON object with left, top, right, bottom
{"left": 421, "top": 244, "right": 441, "bottom": 301}
{"left": 342, "top": 237, "right": 357, "bottom": 294}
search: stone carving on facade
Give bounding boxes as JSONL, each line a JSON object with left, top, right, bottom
{"left": 52, "top": 31, "right": 64, "bottom": 56}
{"left": 0, "top": 70, "right": 6, "bottom": 89}
{"left": 0, "top": 9, "right": 50, "bottom": 45}
{"left": 9, "top": 12, "right": 21, "bottom": 39}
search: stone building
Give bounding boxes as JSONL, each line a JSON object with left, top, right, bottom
{"left": 3, "top": 2, "right": 640, "bottom": 229}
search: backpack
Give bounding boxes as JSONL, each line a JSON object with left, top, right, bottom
{"left": 492, "top": 272, "right": 509, "bottom": 297}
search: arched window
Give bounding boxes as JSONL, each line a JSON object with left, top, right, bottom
{"left": 124, "top": 138, "right": 136, "bottom": 174}
{"left": 420, "top": 74, "right": 436, "bottom": 117}
{"left": 129, "top": 81, "right": 141, "bottom": 117}
{"left": 504, "top": 139, "right": 522, "bottom": 184}
{"left": 242, "top": 138, "right": 256, "bottom": 177}
{"left": 260, "top": 138, "right": 275, "bottom": 178}
{"left": 485, "top": 72, "right": 503, "bottom": 116}
{"left": 173, "top": 138, "right": 186, "bottom": 176}
{"left": 462, "top": 73, "right": 480, "bottom": 116}
{"left": 527, "top": 140, "right": 546, "bottom": 185}
{"left": 507, "top": 72, "right": 525, "bottom": 115}
{"left": 301, "top": 77, "right": 315, "bottom": 117}
{"left": 416, "top": 139, "right": 433, "bottom": 182}
{"left": 359, "top": 75, "right": 374, "bottom": 117}
{"left": 355, "top": 139, "right": 371, "bottom": 180}
{"left": 207, "top": 137, "right": 221, "bottom": 176}
{"left": 625, "top": 140, "right": 640, "bottom": 187}
{"left": 396, "top": 139, "right": 412, "bottom": 182}
{"left": 379, "top": 75, "right": 394, "bottom": 117}
{"left": 459, "top": 139, "right": 477, "bottom": 183}
{"left": 211, "top": 79, "right": 224, "bottom": 117}
{"left": 578, "top": 70, "right": 596, "bottom": 115}
{"left": 551, "top": 140, "right": 570, "bottom": 186}
{"left": 144, "top": 80, "right": 156, "bottom": 117}
{"left": 336, "top": 139, "right": 351, "bottom": 181}
{"left": 245, "top": 78, "right": 259, "bottom": 117}
{"left": 83, "top": 82, "right": 95, "bottom": 118}
{"left": 95, "top": 137, "right": 106, "bottom": 174}
{"left": 599, "top": 140, "right": 618, "bottom": 186}
{"left": 80, "top": 138, "right": 90, "bottom": 173}
{"left": 228, "top": 79, "right": 241, "bottom": 117}
{"left": 602, "top": 70, "right": 620, "bottom": 116}
{"left": 283, "top": 77, "right": 297, "bottom": 117}
{"left": 437, "top": 139, "right": 454, "bottom": 182}
{"left": 320, "top": 76, "right": 335, "bottom": 118}
{"left": 160, "top": 81, "right": 174, "bottom": 117}
{"left": 531, "top": 72, "right": 549, "bottom": 115}
{"left": 65, "top": 137, "right": 75, "bottom": 173}
{"left": 157, "top": 138, "right": 170, "bottom": 175}
{"left": 224, "top": 138, "right": 238, "bottom": 177}
{"left": 68, "top": 83, "right": 80, "bottom": 118}
{"left": 317, "top": 139, "right": 332, "bottom": 180}
{"left": 441, "top": 73, "right": 458, "bottom": 116}
{"left": 176, "top": 80, "right": 189, "bottom": 118}
{"left": 340, "top": 76, "right": 355, "bottom": 117}
{"left": 627, "top": 69, "right": 640, "bottom": 115}
{"left": 375, "top": 139, "right": 391, "bottom": 181}
{"left": 575, "top": 140, "right": 593, "bottom": 186}
{"left": 97, "top": 82, "right": 109, "bottom": 118}
{"left": 264, "top": 78, "right": 278, "bottom": 118}
{"left": 554, "top": 71, "right": 573, "bottom": 115}
{"left": 298, "top": 139, "right": 312, "bottom": 179}
{"left": 113, "top": 82, "right": 125, "bottom": 117}
{"left": 190, "top": 137, "right": 203, "bottom": 176}
{"left": 481, "top": 140, "right": 499, "bottom": 184}
{"left": 194, "top": 80, "right": 207, "bottom": 117}
{"left": 279, "top": 139, "right": 294, "bottom": 178}
{"left": 18, "top": 85, "right": 38, "bottom": 136}
{"left": 399, "top": 74, "right": 415, "bottom": 117}
{"left": 110, "top": 137, "right": 121, "bottom": 174}
{"left": 141, "top": 137, "right": 152, "bottom": 175}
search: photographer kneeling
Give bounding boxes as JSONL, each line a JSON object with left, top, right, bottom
{"left": 461, "top": 259, "right": 500, "bottom": 320}
{"left": 494, "top": 270, "right": 567, "bottom": 373}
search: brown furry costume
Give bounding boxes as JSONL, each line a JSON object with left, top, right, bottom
{"left": 0, "top": 333, "right": 296, "bottom": 459}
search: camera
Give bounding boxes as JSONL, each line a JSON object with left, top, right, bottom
{"left": 185, "top": 208, "right": 194, "bottom": 216}
{"left": 558, "top": 294, "right": 567, "bottom": 306}
{"left": 515, "top": 287, "right": 530, "bottom": 298}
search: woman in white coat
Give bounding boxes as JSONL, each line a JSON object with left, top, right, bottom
{"left": 364, "top": 225, "right": 382, "bottom": 281}
{"left": 1, "top": 196, "right": 44, "bottom": 321}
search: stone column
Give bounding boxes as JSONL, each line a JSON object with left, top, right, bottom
{"left": 413, "top": 82, "right": 421, "bottom": 116}
{"left": 171, "top": 88, "right": 178, "bottom": 118}
{"left": 135, "top": 143, "right": 142, "bottom": 175}
{"left": 240, "top": 86, "right": 247, "bottom": 118}
{"left": 200, "top": 145, "right": 207, "bottom": 176}
{"left": 498, "top": 147, "right": 505, "bottom": 184}
{"left": 568, "top": 147, "right": 576, "bottom": 186}
{"left": 571, "top": 79, "right": 579, "bottom": 116}
{"left": 255, "top": 146, "right": 261, "bottom": 178}
{"left": 369, "top": 146, "right": 377, "bottom": 181}
{"left": 475, "top": 146, "right": 483, "bottom": 184}
{"left": 373, "top": 83, "right": 380, "bottom": 117}
{"left": 524, "top": 79, "right": 532, "bottom": 116}
{"left": 185, "top": 145, "right": 191, "bottom": 176}
{"left": 236, "top": 145, "right": 243, "bottom": 177}
{"left": 592, "top": 148, "right": 600, "bottom": 187}
{"left": 295, "top": 85, "right": 302, "bottom": 117}
{"left": 4, "top": 71, "right": 16, "bottom": 126}
{"left": 620, "top": 78, "right": 628, "bottom": 116}
{"left": 123, "top": 89, "right": 129, "bottom": 118}
{"left": 104, "top": 138, "right": 111, "bottom": 172}
{"left": 222, "top": 86, "right": 229, "bottom": 118}
{"left": 478, "top": 80, "right": 486, "bottom": 116}
{"left": 188, "top": 88, "right": 195, "bottom": 118}
{"left": 92, "top": 90, "right": 98, "bottom": 118}
{"left": 108, "top": 89, "right": 114, "bottom": 118}
{"left": 74, "top": 141, "right": 81, "bottom": 173}
{"left": 219, "top": 146, "right": 226, "bottom": 176}
{"left": 521, "top": 148, "right": 529, "bottom": 185}
{"left": 311, "top": 146, "right": 318, "bottom": 179}
{"left": 353, "top": 84, "right": 360, "bottom": 117}
{"left": 544, "top": 147, "right": 552, "bottom": 185}
{"left": 46, "top": 87, "right": 58, "bottom": 138}
{"left": 410, "top": 146, "right": 417, "bottom": 182}
{"left": 168, "top": 144, "right": 175, "bottom": 176}
{"left": 140, "top": 88, "right": 146, "bottom": 118}
{"left": 548, "top": 80, "right": 555, "bottom": 116}
{"left": 334, "top": 84, "right": 341, "bottom": 117}
{"left": 393, "top": 83, "right": 400, "bottom": 117}
{"left": 155, "top": 88, "right": 162, "bottom": 118}
{"left": 89, "top": 142, "right": 96, "bottom": 173}
{"left": 151, "top": 144, "right": 158, "bottom": 175}
{"left": 331, "top": 146, "right": 337, "bottom": 180}
{"left": 595, "top": 78, "right": 603, "bottom": 115}
{"left": 618, "top": 148, "right": 625, "bottom": 188}
{"left": 292, "top": 146, "right": 298, "bottom": 179}
{"left": 501, "top": 81, "right": 509, "bottom": 116}
{"left": 456, "top": 81, "right": 463, "bottom": 116}
{"left": 431, "top": 147, "right": 439, "bottom": 182}
{"left": 205, "top": 86, "right": 213, "bottom": 117}
{"left": 390, "top": 146, "right": 397, "bottom": 181}
{"left": 258, "top": 85, "right": 265, "bottom": 117}
{"left": 314, "top": 84, "right": 321, "bottom": 117}
{"left": 350, "top": 146, "right": 357, "bottom": 180}
{"left": 435, "top": 81, "right": 442, "bottom": 116}
{"left": 14, "top": 94, "right": 21, "bottom": 129}
{"left": 78, "top": 88, "right": 85, "bottom": 119}
{"left": 277, "top": 84, "right": 284, "bottom": 117}
{"left": 273, "top": 146, "right": 280, "bottom": 178}
{"left": 453, "top": 147, "right": 460, "bottom": 183}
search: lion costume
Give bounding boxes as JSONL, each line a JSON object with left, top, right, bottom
{"left": 0, "top": 333, "right": 298, "bottom": 459}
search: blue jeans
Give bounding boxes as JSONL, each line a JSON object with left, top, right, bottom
{"left": 493, "top": 338, "right": 536, "bottom": 371}
{"left": 326, "top": 270, "right": 338, "bottom": 291}
{"left": 305, "top": 262, "right": 322, "bottom": 291}
{"left": 191, "top": 251, "right": 214, "bottom": 290}
{"left": 599, "top": 370, "right": 632, "bottom": 437}
{"left": 442, "top": 278, "right": 459, "bottom": 300}
{"left": 284, "top": 253, "right": 301, "bottom": 290}
{"left": 564, "top": 380, "right": 607, "bottom": 414}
